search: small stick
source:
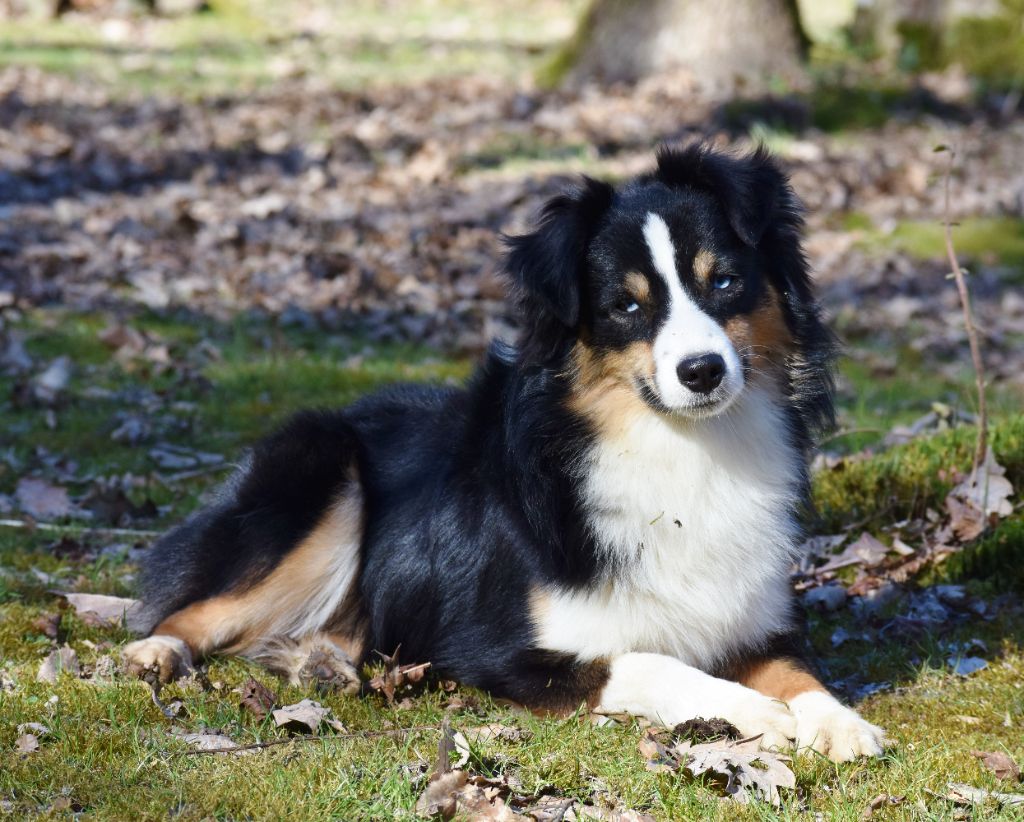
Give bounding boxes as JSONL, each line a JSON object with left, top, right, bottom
{"left": 817, "top": 427, "right": 885, "bottom": 445}
{"left": 153, "top": 463, "right": 233, "bottom": 486}
{"left": 0, "top": 518, "right": 160, "bottom": 539}
{"left": 178, "top": 724, "right": 440, "bottom": 756}
{"left": 939, "top": 145, "right": 988, "bottom": 476}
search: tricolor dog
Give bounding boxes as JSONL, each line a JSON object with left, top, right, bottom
{"left": 125, "top": 145, "right": 884, "bottom": 762}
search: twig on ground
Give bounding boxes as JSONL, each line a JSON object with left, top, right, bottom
{"left": 938, "top": 144, "right": 988, "bottom": 476}
{"left": 0, "top": 518, "right": 160, "bottom": 539}
{"left": 153, "top": 463, "right": 234, "bottom": 486}
{"left": 178, "top": 724, "right": 441, "bottom": 756}
{"left": 818, "top": 427, "right": 885, "bottom": 445}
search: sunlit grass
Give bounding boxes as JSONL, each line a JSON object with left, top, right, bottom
{"left": 1, "top": 306, "right": 1022, "bottom": 816}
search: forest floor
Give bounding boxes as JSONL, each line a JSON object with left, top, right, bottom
{"left": 1, "top": 1, "right": 1023, "bottom": 819}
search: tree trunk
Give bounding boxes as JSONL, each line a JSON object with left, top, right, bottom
{"left": 547, "top": 0, "right": 809, "bottom": 91}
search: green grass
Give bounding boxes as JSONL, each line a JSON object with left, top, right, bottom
{"left": 1, "top": 306, "right": 1023, "bottom": 818}
{"left": 0, "top": 0, "right": 584, "bottom": 97}
{"left": 884, "top": 217, "right": 1024, "bottom": 273}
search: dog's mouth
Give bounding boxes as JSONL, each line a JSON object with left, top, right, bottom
{"left": 635, "top": 376, "right": 738, "bottom": 419}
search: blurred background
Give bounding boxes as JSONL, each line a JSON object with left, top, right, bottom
{"left": 2, "top": 5, "right": 1024, "bottom": 817}
{"left": 0, "top": 0, "right": 1022, "bottom": 461}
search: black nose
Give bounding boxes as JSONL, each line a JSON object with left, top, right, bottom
{"left": 677, "top": 354, "right": 726, "bottom": 394}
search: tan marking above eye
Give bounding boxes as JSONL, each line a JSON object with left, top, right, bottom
{"left": 692, "top": 249, "right": 716, "bottom": 283}
{"left": 623, "top": 271, "right": 651, "bottom": 304}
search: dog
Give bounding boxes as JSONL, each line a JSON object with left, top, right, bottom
{"left": 124, "top": 144, "right": 884, "bottom": 762}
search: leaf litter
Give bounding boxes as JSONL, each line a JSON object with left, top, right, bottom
{"left": 637, "top": 725, "right": 795, "bottom": 807}
{"left": 414, "top": 720, "right": 655, "bottom": 820}
{"left": 970, "top": 750, "right": 1021, "bottom": 782}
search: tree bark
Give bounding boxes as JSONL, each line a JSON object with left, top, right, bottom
{"left": 549, "top": 0, "right": 809, "bottom": 91}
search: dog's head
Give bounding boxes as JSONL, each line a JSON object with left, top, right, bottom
{"left": 505, "top": 144, "right": 835, "bottom": 439}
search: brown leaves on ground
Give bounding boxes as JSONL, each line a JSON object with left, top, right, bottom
{"left": 37, "top": 645, "right": 80, "bottom": 683}
{"left": 638, "top": 728, "right": 795, "bottom": 807}
{"left": 14, "top": 477, "right": 74, "bottom": 520}
{"left": 971, "top": 750, "right": 1021, "bottom": 782}
{"left": 271, "top": 699, "right": 346, "bottom": 734}
{"left": 53, "top": 591, "right": 145, "bottom": 633}
{"left": 13, "top": 723, "right": 49, "bottom": 756}
{"left": 31, "top": 612, "right": 62, "bottom": 640}
{"left": 944, "top": 449, "right": 1016, "bottom": 542}
{"left": 941, "top": 782, "right": 1024, "bottom": 807}
{"left": 799, "top": 449, "right": 1016, "bottom": 615}
{"left": 415, "top": 722, "right": 652, "bottom": 821}
{"left": 368, "top": 647, "right": 431, "bottom": 704}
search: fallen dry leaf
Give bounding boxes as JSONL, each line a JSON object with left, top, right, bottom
{"left": 971, "top": 750, "right": 1021, "bottom": 782}
{"left": 181, "top": 732, "right": 250, "bottom": 755}
{"left": 271, "top": 699, "right": 345, "bottom": 734}
{"left": 951, "top": 450, "right": 1015, "bottom": 519}
{"left": 54, "top": 592, "right": 145, "bottom": 632}
{"left": 31, "top": 612, "right": 62, "bottom": 640}
{"left": 638, "top": 730, "right": 794, "bottom": 807}
{"left": 447, "top": 778, "right": 527, "bottom": 821}
{"left": 415, "top": 770, "right": 533, "bottom": 821}
{"left": 37, "top": 646, "right": 80, "bottom": 683}
{"left": 239, "top": 677, "right": 277, "bottom": 720}
{"left": 943, "top": 782, "right": 1024, "bottom": 806}
{"left": 15, "top": 734, "right": 40, "bottom": 755}
{"left": 949, "top": 656, "right": 987, "bottom": 676}
{"left": 815, "top": 532, "right": 888, "bottom": 574}
{"left": 945, "top": 493, "right": 986, "bottom": 542}
{"left": 15, "top": 478, "right": 74, "bottom": 520}
{"left": 368, "top": 647, "right": 431, "bottom": 704}
{"left": 415, "top": 770, "right": 469, "bottom": 818}
{"left": 32, "top": 356, "right": 72, "bottom": 405}
{"left": 681, "top": 739, "right": 796, "bottom": 807}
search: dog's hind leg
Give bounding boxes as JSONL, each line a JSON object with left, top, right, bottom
{"left": 123, "top": 483, "right": 366, "bottom": 688}
{"left": 124, "top": 412, "right": 368, "bottom": 687}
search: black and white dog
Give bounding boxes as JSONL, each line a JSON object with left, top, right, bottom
{"left": 125, "top": 145, "right": 884, "bottom": 761}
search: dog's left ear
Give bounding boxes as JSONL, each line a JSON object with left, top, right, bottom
{"left": 504, "top": 177, "right": 614, "bottom": 327}
{"left": 655, "top": 144, "right": 789, "bottom": 248}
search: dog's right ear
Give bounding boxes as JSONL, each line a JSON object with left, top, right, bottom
{"left": 503, "top": 177, "right": 614, "bottom": 328}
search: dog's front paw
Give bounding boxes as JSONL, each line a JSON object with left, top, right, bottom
{"left": 717, "top": 688, "right": 797, "bottom": 751}
{"left": 122, "top": 635, "right": 194, "bottom": 684}
{"left": 789, "top": 691, "right": 885, "bottom": 762}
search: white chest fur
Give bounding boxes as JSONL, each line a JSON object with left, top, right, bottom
{"left": 534, "top": 387, "right": 803, "bottom": 671}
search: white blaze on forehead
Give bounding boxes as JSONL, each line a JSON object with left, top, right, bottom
{"left": 642, "top": 211, "right": 743, "bottom": 411}
{"left": 642, "top": 212, "right": 678, "bottom": 283}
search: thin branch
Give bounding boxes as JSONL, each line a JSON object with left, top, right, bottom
{"left": 940, "top": 145, "right": 988, "bottom": 475}
{"left": 178, "top": 724, "right": 440, "bottom": 756}
{"left": 817, "top": 427, "right": 885, "bottom": 445}
{"left": 153, "top": 463, "right": 233, "bottom": 486}
{"left": 0, "top": 518, "right": 160, "bottom": 538}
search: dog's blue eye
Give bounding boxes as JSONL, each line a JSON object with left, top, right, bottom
{"left": 616, "top": 299, "right": 640, "bottom": 314}
{"left": 713, "top": 275, "right": 735, "bottom": 291}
